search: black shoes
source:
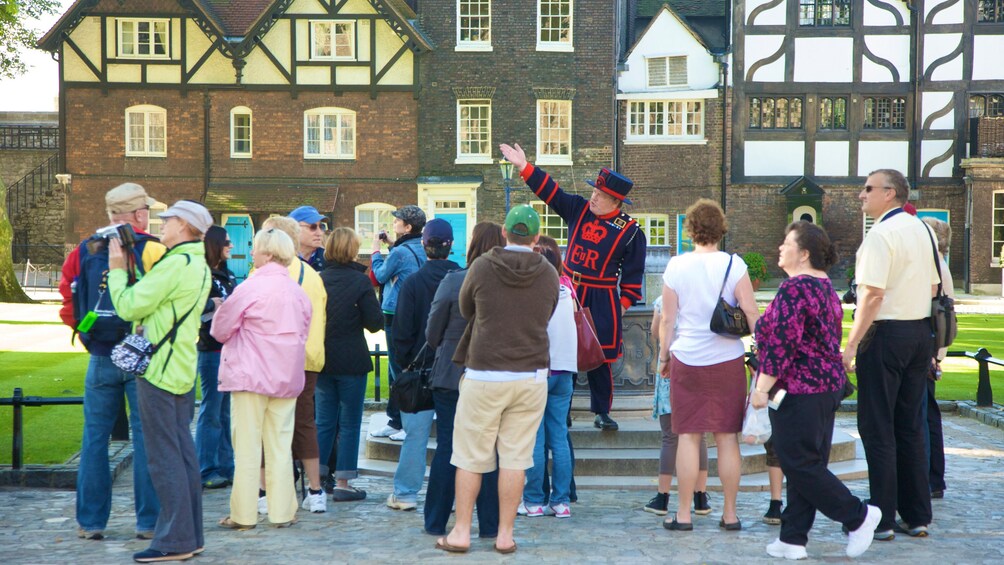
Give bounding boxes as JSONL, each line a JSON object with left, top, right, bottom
{"left": 594, "top": 413, "right": 619, "bottom": 430}
{"left": 719, "top": 518, "right": 742, "bottom": 531}
{"left": 644, "top": 492, "right": 669, "bottom": 515}
{"left": 693, "top": 491, "right": 712, "bottom": 516}
{"left": 763, "top": 499, "right": 783, "bottom": 525}
{"left": 663, "top": 518, "right": 693, "bottom": 531}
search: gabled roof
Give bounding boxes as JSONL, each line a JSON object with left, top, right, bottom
{"left": 632, "top": 1, "right": 728, "bottom": 53}
{"left": 197, "top": 0, "right": 277, "bottom": 39}
{"left": 638, "top": 0, "right": 728, "bottom": 18}
{"left": 625, "top": 3, "right": 714, "bottom": 60}
{"left": 779, "top": 177, "right": 825, "bottom": 196}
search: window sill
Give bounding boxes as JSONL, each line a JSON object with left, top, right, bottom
{"left": 304, "top": 155, "right": 356, "bottom": 161}
{"left": 308, "top": 56, "right": 358, "bottom": 62}
{"left": 454, "top": 156, "right": 494, "bottom": 165}
{"left": 125, "top": 153, "right": 167, "bottom": 158}
{"left": 623, "top": 138, "right": 707, "bottom": 146}
{"left": 536, "top": 156, "right": 573, "bottom": 167}
{"left": 231, "top": 154, "right": 252, "bottom": 159}
{"left": 536, "top": 42, "right": 573, "bottom": 53}
{"left": 455, "top": 43, "right": 493, "bottom": 52}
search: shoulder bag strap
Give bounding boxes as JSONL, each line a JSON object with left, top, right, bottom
{"left": 406, "top": 342, "right": 430, "bottom": 370}
{"left": 152, "top": 263, "right": 208, "bottom": 352}
{"left": 404, "top": 243, "right": 421, "bottom": 267}
{"left": 922, "top": 222, "right": 944, "bottom": 297}
{"left": 718, "top": 254, "right": 735, "bottom": 299}
{"left": 298, "top": 260, "right": 305, "bottom": 285}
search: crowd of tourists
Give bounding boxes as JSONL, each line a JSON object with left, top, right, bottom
{"left": 60, "top": 158, "right": 946, "bottom": 561}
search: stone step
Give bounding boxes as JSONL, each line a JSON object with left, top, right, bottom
{"left": 570, "top": 394, "right": 654, "bottom": 419}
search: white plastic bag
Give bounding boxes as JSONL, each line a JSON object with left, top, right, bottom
{"left": 741, "top": 401, "right": 771, "bottom": 445}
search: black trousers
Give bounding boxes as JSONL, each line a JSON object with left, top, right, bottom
{"left": 770, "top": 390, "right": 866, "bottom": 546}
{"left": 587, "top": 362, "right": 613, "bottom": 414}
{"left": 926, "top": 378, "right": 946, "bottom": 492}
{"left": 856, "top": 319, "right": 934, "bottom": 530}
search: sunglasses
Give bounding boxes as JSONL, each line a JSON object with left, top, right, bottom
{"left": 299, "top": 222, "right": 322, "bottom": 232}
{"left": 863, "top": 186, "right": 893, "bottom": 193}
{"left": 224, "top": 240, "right": 233, "bottom": 246}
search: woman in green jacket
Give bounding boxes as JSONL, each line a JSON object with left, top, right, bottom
{"left": 109, "top": 200, "right": 212, "bottom": 563}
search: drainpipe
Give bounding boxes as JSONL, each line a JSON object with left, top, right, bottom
{"left": 963, "top": 174, "right": 973, "bottom": 293}
{"left": 201, "top": 90, "right": 211, "bottom": 203}
{"left": 612, "top": 0, "right": 622, "bottom": 170}
{"left": 908, "top": 3, "right": 921, "bottom": 188}
{"left": 718, "top": 55, "right": 729, "bottom": 214}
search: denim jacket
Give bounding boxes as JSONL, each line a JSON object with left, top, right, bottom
{"left": 370, "top": 234, "right": 425, "bottom": 314}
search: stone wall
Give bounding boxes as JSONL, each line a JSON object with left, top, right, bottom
{"left": 0, "top": 150, "right": 55, "bottom": 193}
{"left": 10, "top": 183, "right": 67, "bottom": 265}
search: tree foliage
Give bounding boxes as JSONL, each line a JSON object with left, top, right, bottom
{"left": 0, "top": 0, "right": 61, "bottom": 79}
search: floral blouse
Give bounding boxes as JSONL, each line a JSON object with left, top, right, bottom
{"left": 755, "top": 275, "right": 847, "bottom": 395}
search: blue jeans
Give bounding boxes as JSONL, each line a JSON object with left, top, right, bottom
{"left": 195, "top": 351, "right": 233, "bottom": 482}
{"left": 384, "top": 316, "right": 402, "bottom": 429}
{"left": 524, "top": 371, "right": 574, "bottom": 506}
{"left": 424, "top": 389, "right": 499, "bottom": 536}
{"left": 393, "top": 408, "right": 434, "bottom": 502}
{"left": 315, "top": 374, "right": 367, "bottom": 479}
{"left": 76, "top": 355, "right": 159, "bottom": 532}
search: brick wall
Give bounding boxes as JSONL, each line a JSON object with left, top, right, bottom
{"left": 963, "top": 159, "right": 1004, "bottom": 290}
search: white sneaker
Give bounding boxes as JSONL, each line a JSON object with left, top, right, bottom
{"left": 389, "top": 429, "right": 407, "bottom": 441}
{"left": 520, "top": 502, "right": 544, "bottom": 517}
{"left": 766, "top": 539, "right": 808, "bottom": 560}
{"left": 257, "top": 495, "right": 268, "bottom": 515}
{"left": 371, "top": 424, "right": 399, "bottom": 438}
{"left": 386, "top": 494, "right": 416, "bottom": 511}
{"left": 847, "top": 505, "right": 882, "bottom": 558}
{"left": 516, "top": 502, "right": 528, "bottom": 516}
{"left": 302, "top": 491, "right": 326, "bottom": 513}
{"left": 549, "top": 503, "right": 571, "bottom": 518}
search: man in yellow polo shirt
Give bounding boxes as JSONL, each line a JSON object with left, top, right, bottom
{"left": 842, "top": 169, "right": 939, "bottom": 541}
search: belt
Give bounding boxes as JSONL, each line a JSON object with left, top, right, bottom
{"left": 567, "top": 267, "right": 618, "bottom": 288}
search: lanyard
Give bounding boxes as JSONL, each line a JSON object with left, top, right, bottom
{"left": 879, "top": 207, "right": 904, "bottom": 223}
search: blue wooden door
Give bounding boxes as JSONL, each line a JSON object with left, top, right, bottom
{"left": 437, "top": 213, "right": 467, "bottom": 267}
{"left": 224, "top": 215, "right": 254, "bottom": 282}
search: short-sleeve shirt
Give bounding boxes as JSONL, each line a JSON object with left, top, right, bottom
{"left": 855, "top": 209, "right": 939, "bottom": 321}
{"left": 662, "top": 251, "right": 747, "bottom": 366}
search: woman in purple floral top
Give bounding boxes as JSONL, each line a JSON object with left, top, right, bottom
{"left": 752, "top": 221, "right": 881, "bottom": 560}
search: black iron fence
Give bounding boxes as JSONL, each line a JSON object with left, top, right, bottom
{"left": 5, "top": 154, "right": 60, "bottom": 221}
{"left": 946, "top": 348, "right": 1002, "bottom": 407}
{"left": 0, "top": 126, "right": 58, "bottom": 150}
{"left": 12, "top": 238, "right": 66, "bottom": 266}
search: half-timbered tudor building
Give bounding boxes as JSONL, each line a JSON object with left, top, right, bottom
{"left": 734, "top": 0, "right": 1004, "bottom": 292}
{"left": 39, "top": 0, "right": 427, "bottom": 278}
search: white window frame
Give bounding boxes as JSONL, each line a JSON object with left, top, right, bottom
{"left": 304, "top": 107, "right": 356, "bottom": 160}
{"left": 536, "top": 99, "right": 572, "bottom": 166}
{"left": 230, "top": 106, "right": 252, "bottom": 159}
{"left": 532, "top": 201, "right": 568, "bottom": 245}
{"left": 125, "top": 104, "right": 167, "bottom": 157}
{"left": 117, "top": 18, "right": 170, "bottom": 59}
{"left": 456, "top": 0, "right": 492, "bottom": 51}
{"left": 537, "top": 0, "right": 573, "bottom": 52}
{"left": 634, "top": 214, "right": 670, "bottom": 247}
{"left": 625, "top": 100, "right": 705, "bottom": 144}
{"left": 456, "top": 99, "right": 493, "bottom": 164}
{"left": 646, "top": 55, "right": 688, "bottom": 89}
{"left": 355, "top": 202, "right": 396, "bottom": 244}
{"left": 147, "top": 201, "right": 168, "bottom": 237}
{"left": 310, "top": 20, "right": 356, "bottom": 60}
{"left": 993, "top": 191, "right": 1004, "bottom": 266}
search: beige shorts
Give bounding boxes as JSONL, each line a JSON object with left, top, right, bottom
{"left": 450, "top": 376, "right": 547, "bottom": 473}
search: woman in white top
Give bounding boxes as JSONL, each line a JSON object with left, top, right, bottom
{"left": 658, "top": 199, "right": 760, "bottom": 532}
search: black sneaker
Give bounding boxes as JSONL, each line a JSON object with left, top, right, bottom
{"left": 931, "top": 489, "right": 944, "bottom": 499}
{"left": 332, "top": 485, "right": 367, "bottom": 502}
{"left": 321, "top": 473, "right": 335, "bottom": 495}
{"left": 644, "top": 492, "right": 669, "bottom": 515}
{"left": 693, "top": 491, "right": 712, "bottom": 516}
{"left": 763, "top": 499, "right": 783, "bottom": 525}
{"left": 133, "top": 548, "right": 195, "bottom": 562}
{"left": 594, "top": 413, "right": 619, "bottom": 431}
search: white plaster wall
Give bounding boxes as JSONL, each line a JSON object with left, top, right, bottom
{"left": 921, "top": 140, "right": 955, "bottom": 178}
{"left": 924, "top": 33, "right": 963, "bottom": 81}
{"left": 147, "top": 66, "right": 181, "bottom": 83}
{"left": 927, "top": 0, "right": 964, "bottom": 25}
{"left": 744, "top": 35, "right": 785, "bottom": 82}
{"left": 744, "top": 141, "right": 804, "bottom": 176}
{"left": 619, "top": 8, "right": 719, "bottom": 92}
{"left": 922, "top": 92, "right": 955, "bottom": 130}
{"left": 63, "top": 48, "right": 100, "bottom": 82}
{"left": 794, "top": 38, "right": 852, "bottom": 82}
{"left": 72, "top": 17, "right": 102, "bottom": 66}
{"left": 745, "top": 0, "right": 786, "bottom": 26}
{"left": 973, "top": 36, "right": 1004, "bottom": 80}
{"left": 857, "top": 141, "right": 908, "bottom": 176}
{"left": 862, "top": 35, "right": 910, "bottom": 82}
{"left": 863, "top": 0, "right": 909, "bottom": 26}
{"left": 261, "top": 20, "right": 291, "bottom": 72}
{"left": 242, "top": 50, "right": 291, "bottom": 84}
{"left": 815, "top": 141, "right": 850, "bottom": 177}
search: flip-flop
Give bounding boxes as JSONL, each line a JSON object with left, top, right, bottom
{"left": 218, "top": 516, "right": 255, "bottom": 531}
{"left": 435, "top": 537, "right": 470, "bottom": 553}
{"left": 494, "top": 542, "right": 517, "bottom": 554}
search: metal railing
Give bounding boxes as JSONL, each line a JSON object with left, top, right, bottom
{"left": 5, "top": 153, "right": 60, "bottom": 221}
{"left": 946, "top": 348, "right": 1003, "bottom": 407}
{"left": 0, "top": 126, "right": 58, "bottom": 150}
{"left": 370, "top": 345, "right": 385, "bottom": 402}
{"left": 12, "top": 241, "right": 66, "bottom": 266}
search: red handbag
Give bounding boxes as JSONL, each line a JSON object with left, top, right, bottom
{"left": 574, "top": 297, "right": 606, "bottom": 372}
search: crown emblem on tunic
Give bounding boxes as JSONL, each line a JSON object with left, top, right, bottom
{"left": 582, "top": 221, "right": 607, "bottom": 244}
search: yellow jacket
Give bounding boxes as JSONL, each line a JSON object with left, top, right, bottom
{"left": 288, "top": 259, "right": 327, "bottom": 371}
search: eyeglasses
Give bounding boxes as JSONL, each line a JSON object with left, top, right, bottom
{"left": 863, "top": 186, "right": 893, "bottom": 193}
{"left": 299, "top": 222, "right": 322, "bottom": 232}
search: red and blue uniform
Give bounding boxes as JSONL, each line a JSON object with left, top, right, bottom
{"left": 521, "top": 164, "right": 647, "bottom": 413}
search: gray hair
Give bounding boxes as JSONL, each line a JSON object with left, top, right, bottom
{"left": 253, "top": 228, "right": 296, "bottom": 266}
{"left": 869, "top": 169, "right": 910, "bottom": 203}
{"left": 922, "top": 217, "right": 951, "bottom": 256}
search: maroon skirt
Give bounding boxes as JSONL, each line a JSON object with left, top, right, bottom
{"left": 669, "top": 355, "right": 746, "bottom": 434}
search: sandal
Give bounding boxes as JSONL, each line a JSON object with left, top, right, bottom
{"left": 218, "top": 516, "right": 255, "bottom": 531}
{"left": 435, "top": 537, "right": 470, "bottom": 553}
{"left": 494, "top": 541, "right": 517, "bottom": 554}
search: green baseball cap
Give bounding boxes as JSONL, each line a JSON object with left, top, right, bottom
{"left": 504, "top": 204, "right": 540, "bottom": 237}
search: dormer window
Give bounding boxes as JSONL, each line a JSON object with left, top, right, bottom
{"left": 311, "top": 21, "right": 356, "bottom": 60}
{"left": 647, "top": 56, "right": 687, "bottom": 89}
{"left": 117, "top": 19, "right": 169, "bottom": 58}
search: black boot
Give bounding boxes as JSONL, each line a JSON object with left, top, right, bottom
{"left": 763, "top": 499, "right": 782, "bottom": 525}
{"left": 594, "top": 413, "right": 619, "bottom": 431}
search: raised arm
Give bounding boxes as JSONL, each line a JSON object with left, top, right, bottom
{"left": 500, "top": 142, "right": 587, "bottom": 221}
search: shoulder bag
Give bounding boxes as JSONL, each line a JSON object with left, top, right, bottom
{"left": 924, "top": 226, "right": 957, "bottom": 350}
{"left": 574, "top": 294, "right": 606, "bottom": 372}
{"left": 710, "top": 254, "right": 751, "bottom": 338}
{"left": 391, "top": 343, "right": 434, "bottom": 413}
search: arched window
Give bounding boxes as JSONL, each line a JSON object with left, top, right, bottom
{"left": 304, "top": 107, "right": 356, "bottom": 159}
{"left": 355, "top": 202, "right": 395, "bottom": 241}
{"left": 125, "top": 104, "right": 166, "bottom": 157}
{"left": 230, "top": 106, "right": 252, "bottom": 158}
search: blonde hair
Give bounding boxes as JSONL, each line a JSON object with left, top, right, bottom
{"left": 261, "top": 216, "right": 301, "bottom": 245}
{"left": 325, "top": 227, "right": 361, "bottom": 264}
{"left": 253, "top": 228, "right": 296, "bottom": 266}
{"left": 922, "top": 217, "right": 951, "bottom": 256}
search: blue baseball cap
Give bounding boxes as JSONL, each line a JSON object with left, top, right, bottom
{"left": 422, "top": 218, "right": 454, "bottom": 246}
{"left": 290, "top": 205, "right": 325, "bottom": 224}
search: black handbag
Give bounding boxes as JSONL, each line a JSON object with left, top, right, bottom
{"left": 390, "top": 343, "right": 434, "bottom": 414}
{"left": 924, "top": 226, "right": 957, "bottom": 350}
{"left": 710, "top": 254, "right": 751, "bottom": 338}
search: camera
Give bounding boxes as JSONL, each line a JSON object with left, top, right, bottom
{"left": 842, "top": 278, "right": 857, "bottom": 305}
{"left": 378, "top": 230, "right": 389, "bottom": 242}
{"left": 95, "top": 223, "right": 137, "bottom": 249}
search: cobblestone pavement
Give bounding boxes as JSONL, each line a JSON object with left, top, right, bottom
{"left": 1, "top": 414, "right": 1003, "bottom": 564}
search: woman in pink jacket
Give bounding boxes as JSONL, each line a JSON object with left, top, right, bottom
{"left": 211, "top": 228, "right": 312, "bottom": 530}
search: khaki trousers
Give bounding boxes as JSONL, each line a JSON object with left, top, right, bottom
{"left": 230, "top": 392, "right": 297, "bottom": 525}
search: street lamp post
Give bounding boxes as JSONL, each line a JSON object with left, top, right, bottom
{"left": 499, "top": 158, "right": 515, "bottom": 214}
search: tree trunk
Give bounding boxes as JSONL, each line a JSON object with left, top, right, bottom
{"left": 0, "top": 180, "right": 34, "bottom": 303}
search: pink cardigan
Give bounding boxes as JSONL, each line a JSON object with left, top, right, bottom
{"left": 211, "top": 262, "right": 312, "bottom": 398}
